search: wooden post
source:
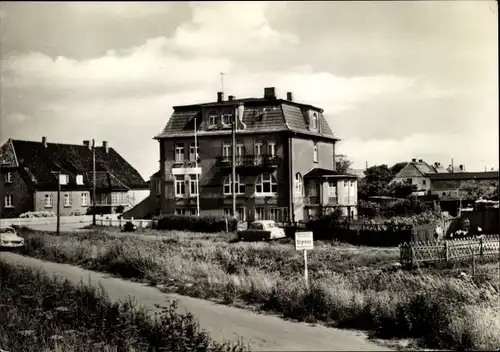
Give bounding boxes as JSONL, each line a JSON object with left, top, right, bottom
{"left": 471, "top": 246, "right": 476, "bottom": 277}
{"left": 410, "top": 244, "right": 414, "bottom": 269}
{"left": 225, "top": 218, "right": 228, "bottom": 233}
{"left": 303, "top": 249, "right": 309, "bottom": 289}
{"left": 445, "top": 241, "right": 449, "bottom": 262}
{"left": 479, "top": 237, "right": 484, "bottom": 258}
{"left": 119, "top": 218, "right": 122, "bottom": 227}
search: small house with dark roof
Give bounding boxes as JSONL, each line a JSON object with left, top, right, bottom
{"left": 390, "top": 158, "right": 451, "bottom": 195}
{"left": 0, "top": 137, "right": 149, "bottom": 217}
{"left": 153, "top": 87, "right": 358, "bottom": 222}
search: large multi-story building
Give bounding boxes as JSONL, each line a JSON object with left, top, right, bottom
{"left": 0, "top": 137, "right": 149, "bottom": 218}
{"left": 154, "top": 87, "right": 358, "bottom": 223}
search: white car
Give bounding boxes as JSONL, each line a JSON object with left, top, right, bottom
{"left": 0, "top": 227, "right": 25, "bottom": 249}
{"left": 237, "top": 220, "right": 286, "bottom": 241}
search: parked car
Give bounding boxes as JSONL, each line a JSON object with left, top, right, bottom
{"left": 237, "top": 220, "right": 286, "bottom": 241}
{"left": 0, "top": 227, "right": 24, "bottom": 249}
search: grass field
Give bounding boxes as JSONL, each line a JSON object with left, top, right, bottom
{"left": 0, "top": 259, "right": 248, "bottom": 352}
{"left": 14, "top": 226, "right": 500, "bottom": 351}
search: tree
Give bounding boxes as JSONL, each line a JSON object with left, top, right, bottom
{"left": 386, "top": 180, "right": 417, "bottom": 199}
{"left": 459, "top": 180, "right": 498, "bottom": 201}
{"left": 390, "top": 162, "right": 408, "bottom": 176}
{"left": 335, "top": 154, "right": 353, "bottom": 174}
{"left": 358, "top": 164, "right": 393, "bottom": 199}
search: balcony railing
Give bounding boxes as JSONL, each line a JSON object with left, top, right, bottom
{"left": 173, "top": 159, "right": 200, "bottom": 167}
{"left": 217, "top": 154, "right": 280, "bottom": 168}
{"left": 305, "top": 196, "right": 320, "bottom": 205}
{"left": 304, "top": 196, "right": 338, "bottom": 206}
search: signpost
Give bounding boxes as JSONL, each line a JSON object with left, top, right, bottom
{"left": 295, "top": 231, "right": 314, "bottom": 289}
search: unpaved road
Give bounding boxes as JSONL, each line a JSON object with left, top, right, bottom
{"left": 1, "top": 252, "right": 393, "bottom": 351}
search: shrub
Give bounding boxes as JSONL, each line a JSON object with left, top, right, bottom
{"left": 0, "top": 260, "right": 248, "bottom": 352}
{"left": 154, "top": 214, "right": 238, "bottom": 233}
{"left": 358, "top": 200, "right": 381, "bottom": 218}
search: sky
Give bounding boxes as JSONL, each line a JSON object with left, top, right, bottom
{"left": 1, "top": 1, "right": 498, "bottom": 179}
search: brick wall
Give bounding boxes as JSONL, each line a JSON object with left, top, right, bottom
{"left": 1, "top": 168, "right": 33, "bottom": 217}
{"left": 34, "top": 190, "right": 91, "bottom": 216}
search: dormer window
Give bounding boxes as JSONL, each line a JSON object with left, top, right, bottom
{"left": 208, "top": 113, "right": 217, "bottom": 126}
{"left": 310, "top": 112, "right": 318, "bottom": 130}
{"left": 76, "top": 174, "right": 84, "bottom": 185}
{"left": 222, "top": 113, "right": 232, "bottom": 126}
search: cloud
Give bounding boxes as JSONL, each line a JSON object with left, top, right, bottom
{"left": 1, "top": 1, "right": 498, "bottom": 178}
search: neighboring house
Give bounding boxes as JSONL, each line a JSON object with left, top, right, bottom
{"left": 427, "top": 171, "right": 499, "bottom": 216}
{"left": 0, "top": 137, "right": 149, "bottom": 218}
{"left": 154, "top": 87, "right": 358, "bottom": 222}
{"left": 391, "top": 158, "right": 451, "bottom": 195}
{"left": 122, "top": 171, "right": 162, "bottom": 220}
{"left": 347, "top": 168, "right": 365, "bottom": 179}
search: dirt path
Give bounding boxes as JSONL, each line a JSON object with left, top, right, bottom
{"left": 1, "top": 252, "right": 394, "bottom": 351}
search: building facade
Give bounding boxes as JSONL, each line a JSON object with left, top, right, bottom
{"left": 155, "top": 87, "right": 358, "bottom": 223}
{"left": 391, "top": 158, "right": 449, "bottom": 195}
{"left": 0, "top": 138, "right": 149, "bottom": 218}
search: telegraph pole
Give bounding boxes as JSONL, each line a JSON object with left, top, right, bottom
{"left": 194, "top": 117, "right": 200, "bottom": 216}
{"left": 92, "top": 139, "right": 96, "bottom": 225}
{"left": 232, "top": 107, "right": 237, "bottom": 218}
{"left": 50, "top": 171, "right": 61, "bottom": 236}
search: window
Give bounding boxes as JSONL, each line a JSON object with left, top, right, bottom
{"left": 255, "top": 207, "right": 265, "bottom": 220}
{"left": 343, "top": 180, "right": 347, "bottom": 187}
{"left": 422, "top": 179, "right": 427, "bottom": 186}
{"left": 76, "top": 174, "right": 84, "bottom": 185}
{"left": 59, "top": 174, "right": 69, "bottom": 185}
{"left": 189, "top": 143, "right": 199, "bottom": 162}
{"left": 406, "top": 178, "right": 413, "bottom": 184}
{"left": 175, "top": 176, "right": 186, "bottom": 197}
{"left": 4, "top": 194, "right": 13, "bottom": 208}
{"left": 112, "top": 193, "right": 123, "bottom": 205}
{"left": 222, "top": 113, "right": 232, "bottom": 125}
{"left": 222, "top": 142, "right": 231, "bottom": 161}
{"left": 175, "top": 143, "right": 184, "bottom": 162}
{"left": 190, "top": 175, "right": 199, "bottom": 196}
{"left": 350, "top": 180, "right": 354, "bottom": 187}
{"left": 5, "top": 172, "right": 13, "bottom": 183}
{"left": 155, "top": 179, "right": 161, "bottom": 195}
{"left": 254, "top": 142, "right": 262, "bottom": 156}
{"left": 224, "top": 207, "right": 245, "bottom": 220}
{"left": 344, "top": 195, "right": 349, "bottom": 204}
{"left": 255, "top": 173, "right": 278, "bottom": 196}
{"left": 250, "top": 222, "right": 264, "bottom": 230}
{"left": 295, "top": 173, "right": 303, "bottom": 194}
{"left": 208, "top": 114, "right": 217, "bottom": 126}
{"left": 268, "top": 141, "right": 276, "bottom": 157}
{"left": 310, "top": 112, "right": 318, "bottom": 130}
{"left": 236, "top": 143, "right": 244, "bottom": 156}
{"left": 175, "top": 208, "right": 196, "bottom": 216}
{"left": 45, "top": 193, "right": 53, "bottom": 208}
{"left": 313, "top": 142, "right": 318, "bottom": 163}
{"left": 269, "top": 208, "right": 281, "bottom": 222}
{"left": 81, "top": 192, "right": 89, "bottom": 206}
{"left": 223, "top": 174, "right": 245, "bottom": 195}
{"left": 328, "top": 181, "right": 336, "bottom": 197}
{"left": 63, "top": 193, "right": 71, "bottom": 207}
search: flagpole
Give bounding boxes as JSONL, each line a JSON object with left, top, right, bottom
{"left": 194, "top": 117, "right": 200, "bottom": 216}
{"left": 232, "top": 106, "right": 237, "bottom": 218}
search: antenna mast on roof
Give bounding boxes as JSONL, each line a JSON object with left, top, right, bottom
{"left": 220, "top": 73, "right": 225, "bottom": 95}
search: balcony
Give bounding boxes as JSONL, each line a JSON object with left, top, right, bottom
{"left": 304, "top": 196, "right": 338, "bottom": 207}
{"left": 217, "top": 154, "right": 280, "bottom": 169}
{"left": 172, "top": 159, "right": 202, "bottom": 175}
{"left": 304, "top": 196, "right": 320, "bottom": 206}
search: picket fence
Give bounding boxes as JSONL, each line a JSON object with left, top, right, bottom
{"left": 0, "top": 214, "right": 118, "bottom": 228}
{"left": 400, "top": 234, "right": 500, "bottom": 267}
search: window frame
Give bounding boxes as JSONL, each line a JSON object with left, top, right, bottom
{"left": 174, "top": 143, "right": 185, "bottom": 163}
{"left": 255, "top": 207, "right": 265, "bottom": 220}
{"left": 208, "top": 113, "right": 217, "bottom": 126}
{"left": 294, "top": 173, "right": 303, "bottom": 195}
{"left": 76, "top": 174, "right": 84, "bottom": 185}
{"left": 189, "top": 142, "right": 199, "bottom": 162}
{"left": 222, "top": 113, "right": 232, "bottom": 126}
{"left": 4, "top": 194, "right": 13, "bottom": 208}
{"left": 5, "top": 172, "right": 13, "bottom": 183}
{"left": 155, "top": 179, "right": 161, "bottom": 195}
{"left": 174, "top": 176, "right": 186, "bottom": 197}
{"left": 63, "top": 193, "right": 72, "bottom": 207}
{"left": 223, "top": 174, "right": 245, "bottom": 195}
{"left": 81, "top": 192, "right": 89, "bottom": 206}
{"left": 268, "top": 141, "right": 276, "bottom": 157}
{"left": 328, "top": 181, "right": 336, "bottom": 197}
{"left": 310, "top": 112, "right": 318, "bottom": 130}
{"left": 313, "top": 142, "right": 318, "bottom": 163}
{"left": 189, "top": 174, "right": 199, "bottom": 196}
{"left": 44, "top": 193, "right": 53, "bottom": 208}
{"left": 255, "top": 173, "right": 278, "bottom": 196}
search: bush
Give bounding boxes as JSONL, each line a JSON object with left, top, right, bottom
{"left": 154, "top": 214, "right": 238, "bottom": 233}
{"left": 358, "top": 200, "right": 381, "bottom": 218}
{"left": 381, "top": 197, "right": 430, "bottom": 217}
{"left": 0, "top": 260, "right": 248, "bottom": 352}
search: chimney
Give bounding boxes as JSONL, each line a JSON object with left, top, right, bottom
{"left": 83, "top": 140, "right": 90, "bottom": 150}
{"left": 42, "top": 136, "right": 47, "bottom": 148}
{"left": 228, "top": 95, "right": 235, "bottom": 101}
{"left": 102, "top": 141, "right": 109, "bottom": 153}
{"left": 459, "top": 164, "right": 464, "bottom": 171}
{"left": 411, "top": 158, "right": 417, "bottom": 162}
{"left": 217, "top": 92, "right": 224, "bottom": 103}
{"left": 264, "top": 87, "right": 276, "bottom": 99}
{"left": 418, "top": 159, "right": 423, "bottom": 162}
{"left": 286, "top": 92, "right": 293, "bottom": 101}
{"left": 434, "top": 162, "right": 440, "bottom": 167}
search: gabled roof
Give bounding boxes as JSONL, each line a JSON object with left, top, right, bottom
{"left": 155, "top": 96, "right": 339, "bottom": 142}
{"left": 304, "top": 168, "right": 358, "bottom": 179}
{"left": 427, "top": 171, "right": 499, "bottom": 181}
{"left": 395, "top": 161, "right": 437, "bottom": 178}
{"left": 0, "top": 139, "right": 148, "bottom": 191}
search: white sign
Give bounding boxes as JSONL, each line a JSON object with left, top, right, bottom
{"left": 295, "top": 231, "right": 314, "bottom": 251}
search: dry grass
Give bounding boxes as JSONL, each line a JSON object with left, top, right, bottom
{"left": 16, "top": 226, "right": 500, "bottom": 351}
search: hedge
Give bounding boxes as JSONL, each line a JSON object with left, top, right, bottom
{"left": 154, "top": 214, "right": 239, "bottom": 233}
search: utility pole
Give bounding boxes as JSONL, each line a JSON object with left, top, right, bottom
{"left": 194, "top": 117, "right": 200, "bottom": 216}
{"left": 92, "top": 139, "right": 96, "bottom": 225}
{"left": 232, "top": 106, "right": 237, "bottom": 218}
{"left": 451, "top": 158, "right": 454, "bottom": 173}
{"left": 50, "top": 171, "right": 61, "bottom": 236}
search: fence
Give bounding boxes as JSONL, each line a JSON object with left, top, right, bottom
{"left": 96, "top": 217, "right": 157, "bottom": 229}
{"left": 400, "top": 234, "right": 500, "bottom": 267}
